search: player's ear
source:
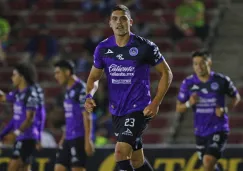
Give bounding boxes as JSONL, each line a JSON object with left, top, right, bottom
{"left": 130, "top": 18, "right": 133, "bottom": 27}
{"left": 208, "top": 58, "right": 212, "bottom": 67}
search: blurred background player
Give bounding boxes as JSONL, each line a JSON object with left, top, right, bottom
{"left": 85, "top": 5, "right": 173, "bottom": 171}
{"left": 176, "top": 50, "right": 241, "bottom": 171}
{"left": 31, "top": 83, "right": 46, "bottom": 150}
{"left": 54, "top": 60, "right": 94, "bottom": 171}
{"left": 0, "top": 17, "right": 10, "bottom": 64}
{"left": 0, "top": 63, "right": 39, "bottom": 171}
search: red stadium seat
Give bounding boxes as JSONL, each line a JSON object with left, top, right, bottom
{"left": 38, "top": 71, "right": 55, "bottom": 82}
{"left": 141, "top": 0, "right": 165, "bottom": 9}
{"left": 36, "top": 1, "right": 53, "bottom": 10}
{"left": 234, "top": 101, "right": 243, "bottom": 113}
{"left": 64, "top": 1, "right": 81, "bottom": 10}
{"left": 204, "top": 0, "right": 217, "bottom": 9}
{"left": 175, "top": 38, "right": 202, "bottom": 52}
{"left": 72, "top": 28, "right": 91, "bottom": 38}
{"left": 159, "top": 101, "right": 175, "bottom": 113}
{"left": 0, "top": 70, "right": 12, "bottom": 83}
{"left": 168, "top": 57, "right": 191, "bottom": 68}
{"left": 161, "top": 12, "right": 175, "bottom": 24}
{"left": 103, "top": 27, "right": 113, "bottom": 37}
{"left": 229, "top": 117, "right": 243, "bottom": 129}
{"left": 6, "top": 55, "right": 24, "bottom": 66}
{"left": 228, "top": 133, "right": 243, "bottom": 144}
{"left": 53, "top": 13, "right": 77, "bottom": 23}
{"left": 66, "top": 43, "right": 84, "bottom": 53}
{"left": 172, "top": 71, "right": 187, "bottom": 82}
{"left": 143, "top": 133, "right": 162, "bottom": 143}
{"left": 8, "top": 42, "right": 26, "bottom": 52}
{"left": 136, "top": 13, "right": 160, "bottom": 23}
{"left": 149, "top": 117, "right": 168, "bottom": 129}
{"left": 167, "top": 0, "right": 183, "bottom": 8}
{"left": 44, "top": 86, "right": 63, "bottom": 98}
{"left": 166, "top": 86, "right": 179, "bottom": 97}
{"left": 80, "top": 12, "right": 104, "bottom": 23}
{"left": 152, "top": 26, "right": 169, "bottom": 37}
{"left": 19, "top": 29, "right": 38, "bottom": 38}
{"left": 49, "top": 28, "right": 70, "bottom": 38}
{"left": 28, "top": 14, "right": 49, "bottom": 24}
{"left": 155, "top": 39, "right": 174, "bottom": 52}
{"left": 8, "top": 0, "right": 27, "bottom": 10}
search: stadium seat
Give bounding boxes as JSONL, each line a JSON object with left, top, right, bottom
{"left": 152, "top": 26, "right": 169, "bottom": 37}
{"left": 229, "top": 117, "right": 243, "bottom": 129}
{"left": 149, "top": 117, "right": 168, "bottom": 129}
{"left": 161, "top": 12, "right": 175, "bottom": 24}
{"left": 140, "top": 0, "right": 165, "bottom": 9}
{"left": 72, "top": 28, "right": 91, "bottom": 38}
{"left": 168, "top": 56, "right": 191, "bottom": 68}
{"left": 38, "top": 71, "right": 55, "bottom": 82}
{"left": 0, "top": 70, "right": 12, "bottom": 83}
{"left": 228, "top": 133, "right": 243, "bottom": 144}
{"left": 81, "top": 12, "right": 104, "bottom": 23}
{"left": 28, "top": 14, "right": 49, "bottom": 24}
{"left": 53, "top": 13, "right": 77, "bottom": 23}
{"left": 44, "top": 86, "right": 63, "bottom": 98}
{"left": 175, "top": 38, "right": 203, "bottom": 52}
{"left": 234, "top": 101, "right": 243, "bottom": 113}
{"left": 136, "top": 13, "right": 160, "bottom": 23}
{"left": 155, "top": 39, "right": 174, "bottom": 52}
{"left": 8, "top": 0, "right": 27, "bottom": 10}
{"left": 36, "top": 0, "right": 53, "bottom": 10}
{"left": 49, "top": 28, "right": 70, "bottom": 38}
{"left": 6, "top": 55, "right": 24, "bottom": 66}
{"left": 143, "top": 133, "right": 162, "bottom": 143}
{"left": 66, "top": 43, "right": 84, "bottom": 53}
{"left": 8, "top": 42, "right": 26, "bottom": 52}
{"left": 159, "top": 101, "right": 175, "bottom": 113}
{"left": 63, "top": 1, "right": 82, "bottom": 10}
{"left": 166, "top": 86, "right": 179, "bottom": 97}
{"left": 172, "top": 71, "right": 187, "bottom": 83}
{"left": 19, "top": 28, "right": 38, "bottom": 38}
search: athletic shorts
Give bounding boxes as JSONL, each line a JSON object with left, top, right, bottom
{"left": 56, "top": 137, "right": 87, "bottom": 168}
{"left": 11, "top": 139, "right": 36, "bottom": 164}
{"left": 196, "top": 131, "right": 228, "bottom": 160}
{"left": 112, "top": 111, "right": 151, "bottom": 151}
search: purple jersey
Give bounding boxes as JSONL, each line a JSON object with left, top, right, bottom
{"left": 64, "top": 80, "right": 86, "bottom": 140}
{"left": 177, "top": 72, "right": 238, "bottom": 136}
{"left": 32, "top": 84, "right": 46, "bottom": 141}
{"left": 93, "top": 33, "right": 165, "bottom": 116}
{"left": 6, "top": 87, "right": 38, "bottom": 140}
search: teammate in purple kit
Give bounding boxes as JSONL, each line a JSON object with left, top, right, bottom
{"left": 54, "top": 60, "right": 94, "bottom": 171}
{"left": 0, "top": 63, "right": 39, "bottom": 171}
{"left": 176, "top": 50, "right": 241, "bottom": 171}
{"left": 85, "top": 5, "right": 173, "bottom": 171}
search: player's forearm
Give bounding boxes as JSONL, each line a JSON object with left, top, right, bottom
{"left": 86, "top": 78, "right": 99, "bottom": 97}
{"left": 227, "top": 94, "right": 241, "bottom": 111}
{"left": 176, "top": 103, "right": 189, "bottom": 113}
{"left": 153, "top": 69, "right": 173, "bottom": 105}
{"left": 0, "top": 120, "right": 14, "bottom": 139}
{"left": 83, "top": 110, "right": 92, "bottom": 140}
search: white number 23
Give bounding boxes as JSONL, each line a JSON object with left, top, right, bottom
{"left": 124, "top": 118, "right": 135, "bottom": 127}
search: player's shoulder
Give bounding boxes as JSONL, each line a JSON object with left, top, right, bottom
{"left": 96, "top": 36, "right": 115, "bottom": 49}
{"left": 181, "top": 74, "right": 195, "bottom": 86}
{"left": 213, "top": 72, "right": 231, "bottom": 82}
{"left": 74, "top": 79, "right": 86, "bottom": 91}
{"left": 132, "top": 34, "right": 157, "bottom": 47}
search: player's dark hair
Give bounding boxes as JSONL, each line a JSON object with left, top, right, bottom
{"left": 111, "top": 5, "right": 131, "bottom": 18}
{"left": 14, "top": 63, "right": 37, "bottom": 85}
{"left": 54, "top": 60, "right": 75, "bottom": 75}
{"left": 191, "top": 49, "right": 212, "bottom": 60}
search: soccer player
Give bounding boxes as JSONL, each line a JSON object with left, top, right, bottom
{"left": 85, "top": 5, "right": 173, "bottom": 171}
{"left": 0, "top": 63, "right": 39, "bottom": 171}
{"left": 176, "top": 50, "right": 241, "bottom": 171}
{"left": 54, "top": 60, "right": 94, "bottom": 171}
{"left": 32, "top": 83, "right": 46, "bottom": 150}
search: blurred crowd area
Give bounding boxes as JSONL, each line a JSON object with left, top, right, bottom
{"left": 0, "top": 0, "right": 222, "bottom": 147}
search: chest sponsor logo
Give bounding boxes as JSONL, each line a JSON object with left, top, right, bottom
{"left": 108, "top": 64, "right": 135, "bottom": 77}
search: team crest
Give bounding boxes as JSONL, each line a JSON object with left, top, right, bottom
{"left": 211, "top": 82, "right": 219, "bottom": 90}
{"left": 69, "top": 90, "right": 75, "bottom": 97}
{"left": 129, "top": 47, "right": 138, "bottom": 56}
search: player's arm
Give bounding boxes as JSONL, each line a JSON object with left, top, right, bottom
{"left": 15, "top": 110, "right": 35, "bottom": 136}
{"left": 58, "top": 126, "right": 65, "bottom": 147}
{"left": 0, "top": 90, "right": 6, "bottom": 102}
{"left": 227, "top": 93, "right": 241, "bottom": 111}
{"left": 153, "top": 61, "right": 173, "bottom": 105}
{"left": 0, "top": 119, "right": 14, "bottom": 140}
{"left": 86, "top": 66, "right": 104, "bottom": 97}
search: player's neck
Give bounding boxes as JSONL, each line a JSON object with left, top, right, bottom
{"left": 18, "top": 81, "right": 28, "bottom": 92}
{"left": 198, "top": 74, "right": 210, "bottom": 83}
{"left": 115, "top": 33, "right": 130, "bottom": 47}
{"left": 66, "top": 76, "right": 76, "bottom": 89}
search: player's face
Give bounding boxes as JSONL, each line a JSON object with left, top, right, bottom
{"left": 11, "top": 69, "right": 22, "bottom": 87}
{"left": 54, "top": 67, "right": 69, "bottom": 85}
{"left": 192, "top": 56, "right": 211, "bottom": 77}
{"left": 109, "top": 10, "right": 133, "bottom": 36}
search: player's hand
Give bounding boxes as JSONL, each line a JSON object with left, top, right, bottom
{"left": 0, "top": 90, "right": 6, "bottom": 102}
{"left": 36, "top": 141, "right": 42, "bottom": 151}
{"left": 189, "top": 93, "right": 199, "bottom": 106}
{"left": 85, "top": 139, "right": 95, "bottom": 156}
{"left": 84, "top": 98, "right": 96, "bottom": 113}
{"left": 143, "top": 101, "right": 159, "bottom": 118}
{"left": 215, "top": 106, "right": 224, "bottom": 117}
